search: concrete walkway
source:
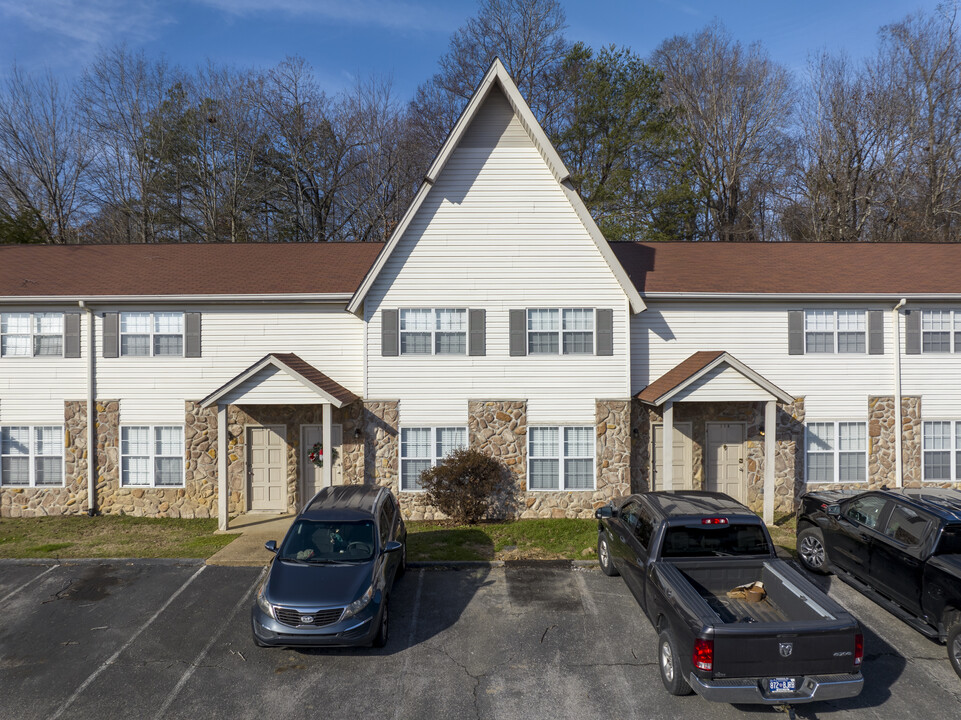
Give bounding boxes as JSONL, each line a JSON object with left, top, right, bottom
{"left": 205, "top": 513, "right": 294, "bottom": 567}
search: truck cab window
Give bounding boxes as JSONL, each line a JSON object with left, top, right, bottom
{"left": 882, "top": 504, "right": 931, "bottom": 546}
{"left": 843, "top": 496, "right": 888, "bottom": 530}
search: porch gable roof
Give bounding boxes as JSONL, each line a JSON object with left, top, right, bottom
{"left": 637, "top": 351, "right": 794, "bottom": 406}
{"left": 200, "top": 353, "right": 358, "bottom": 409}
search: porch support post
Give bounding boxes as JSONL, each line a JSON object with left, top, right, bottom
{"left": 763, "top": 400, "right": 776, "bottom": 526}
{"left": 218, "top": 404, "right": 228, "bottom": 532}
{"left": 322, "top": 403, "right": 333, "bottom": 487}
{"left": 663, "top": 401, "right": 674, "bottom": 492}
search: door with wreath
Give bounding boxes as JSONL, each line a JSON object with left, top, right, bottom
{"left": 301, "top": 424, "right": 343, "bottom": 502}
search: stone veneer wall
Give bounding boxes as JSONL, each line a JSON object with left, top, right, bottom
{"left": 631, "top": 401, "right": 651, "bottom": 493}
{"left": 363, "top": 401, "right": 399, "bottom": 494}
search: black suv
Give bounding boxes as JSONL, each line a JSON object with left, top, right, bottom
{"left": 796, "top": 487, "right": 961, "bottom": 678}
{"left": 251, "top": 485, "right": 407, "bottom": 648}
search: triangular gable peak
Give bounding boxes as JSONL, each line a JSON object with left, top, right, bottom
{"left": 347, "top": 58, "right": 644, "bottom": 315}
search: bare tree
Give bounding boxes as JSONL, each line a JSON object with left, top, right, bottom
{"left": 653, "top": 22, "right": 795, "bottom": 241}
{"left": 0, "top": 64, "right": 90, "bottom": 243}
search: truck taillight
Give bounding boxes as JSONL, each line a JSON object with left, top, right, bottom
{"left": 701, "top": 518, "right": 728, "bottom": 525}
{"left": 854, "top": 633, "right": 863, "bottom": 666}
{"left": 693, "top": 638, "right": 714, "bottom": 671}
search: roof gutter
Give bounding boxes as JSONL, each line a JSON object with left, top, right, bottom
{"left": 1, "top": 293, "right": 354, "bottom": 305}
{"left": 640, "top": 292, "right": 961, "bottom": 301}
{"left": 78, "top": 300, "right": 97, "bottom": 516}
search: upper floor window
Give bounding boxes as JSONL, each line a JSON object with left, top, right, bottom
{"left": 528, "top": 309, "right": 594, "bottom": 355}
{"left": 804, "top": 310, "right": 865, "bottom": 354}
{"left": 528, "top": 426, "right": 595, "bottom": 491}
{"left": 922, "top": 421, "right": 961, "bottom": 482}
{"left": 400, "top": 309, "right": 466, "bottom": 355}
{"left": 1, "top": 312, "right": 63, "bottom": 357}
{"left": 399, "top": 426, "right": 467, "bottom": 491}
{"left": 0, "top": 426, "right": 64, "bottom": 487}
{"left": 921, "top": 310, "right": 960, "bottom": 353}
{"left": 121, "top": 426, "right": 184, "bottom": 487}
{"left": 120, "top": 312, "right": 183, "bottom": 357}
{"left": 806, "top": 421, "right": 867, "bottom": 484}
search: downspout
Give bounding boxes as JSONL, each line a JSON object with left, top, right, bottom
{"left": 893, "top": 299, "right": 907, "bottom": 488}
{"left": 79, "top": 301, "right": 97, "bottom": 515}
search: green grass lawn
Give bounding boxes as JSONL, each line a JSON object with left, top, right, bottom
{"left": 0, "top": 516, "right": 236, "bottom": 559}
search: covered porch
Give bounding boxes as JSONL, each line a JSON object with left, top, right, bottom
{"left": 200, "top": 353, "right": 361, "bottom": 531}
{"left": 637, "top": 351, "right": 795, "bottom": 524}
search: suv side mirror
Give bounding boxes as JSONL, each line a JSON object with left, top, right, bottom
{"left": 383, "top": 540, "right": 403, "bottom": 554}
{"left": 827, "top": 504, "right": 841, "bottom": 517}
{"left": 264, "top": 540, "right": 277, "bottom": 553}
{"left": 595, "top": 506, "right": 614, "bottom": 520}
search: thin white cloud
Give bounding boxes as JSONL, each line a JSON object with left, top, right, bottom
{"left": 193, "top": 0, "right": 457, "bottom": 32}
{"left": 0, "top": 0, "right": 171, "bottom": 46}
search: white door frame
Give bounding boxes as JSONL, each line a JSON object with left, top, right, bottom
{"left": 246, "top": 423, "right": 287, "bottom": 513}
{"left": 705, "top": 421, "right": 746, "bottom": 501}
{"left": 300, "top": 423, "right": 343, "bottom": 505}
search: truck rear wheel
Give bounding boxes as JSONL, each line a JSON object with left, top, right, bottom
{"left": 948, "top": 622, "right": 961, "bottom": 680}
{"left": 797, "top": 526, "right": 829, "bottom": 574}
{"left": 598, "top": 533, "right": 618, "bottom": 576}
{"left": 658, "top": 629, "right": 693, "bottom": 696}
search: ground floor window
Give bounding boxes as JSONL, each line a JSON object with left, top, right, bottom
{"left": 399, "top": 426, "right": 467, "bottom": 491}
{"left": 528, "top": 426, "right": 594, "bottom": 491}
{"left": 922, "top": 421, "right": 961, "bottom": 482}
{"left": 0, "top": 426, "right": 64, "bottom": 486}
{"left": 120, "top": 426, "right": 184, "bottom": 487}
{"left": 806, "top": 421, "right": 867, "bottom": 484}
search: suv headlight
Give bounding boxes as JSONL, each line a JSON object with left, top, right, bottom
{"left": 342, "top": 584, "right": 375, "bottom": 620}
{"left": 256, "top": 583, "right": 275, "bottom": 619}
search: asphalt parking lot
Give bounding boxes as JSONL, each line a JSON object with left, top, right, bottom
{"left": 1, "top": 559, "right": 959, "bottom": 720}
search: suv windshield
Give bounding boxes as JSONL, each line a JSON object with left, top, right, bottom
{"left": 662, "top": 524, "right": 770, "bottom": 558}
{"left": 279, "top": 520, "right": 376, "bottom": 563}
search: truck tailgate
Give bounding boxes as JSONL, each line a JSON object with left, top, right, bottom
{"left": 713, "top": 624, "right": 859, "bottom": 677}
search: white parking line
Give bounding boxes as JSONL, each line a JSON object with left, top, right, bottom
{"left": 391, "top": 570, "right": 425, "bottom": 720}
{"left": 154, "top": 569, "right": 264, "bottom": 720}
{"left": 48, "top": 565, "right": 206, "bottom": 720}
{"left": 0, "top": 564, "right": 57, "bottom": 604}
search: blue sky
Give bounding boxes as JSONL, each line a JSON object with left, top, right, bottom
{"left": 0, "top": 0, "right": 945, "bottom": 97}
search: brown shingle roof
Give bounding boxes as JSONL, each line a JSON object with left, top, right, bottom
{"left": 609, "top": 242, "right": 961, "bottom": 295}
{"left": 0, "top": 243, "right": 384, "bottom": 297}
{"left": 636, "top": 351, "right": 725, "bottom": 404}
{"left": 270, "top": 353, "right": 358, "bottom": 406}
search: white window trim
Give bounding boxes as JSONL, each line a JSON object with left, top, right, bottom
{"left": 0, "top": 312, "right": 64, "bottom": 358}
{"left": 398, "top": 308, "right": 468, "bottom": 356}
{"left": 527, "top": 425, "right": 596, "bottom": 492}
{"left": 804, "top": 309, "right": 867, "bottom": 355}
{"left": 120, "top": 425, "right": 185, "bottom": 488}
{"left": 920, "top": 309, "right": 960, "bottom": 354}
{"left": 120, "top": 311, "right": 185, "bottom": 358}
{"left": 526, "top": 308, "right": 596, "bottom": 356}
{"left": 804, "top": 420, "right": 868, "bottom": 485}
{"left": 398, "top": 425, "right": 468, "bottom": 493}
{"left": 921, "top": 419, "right": 960, "bottom": 483}
{"left": 0, "top": 425, "right": 65, "bottom": 487}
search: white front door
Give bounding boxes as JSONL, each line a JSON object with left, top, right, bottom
{"left": 301, "top": 424, "right": 343, "bottom": 503}
{"left": 706, "top": 423, "right": 745, "bottom": 502}
{"left": 248, "top": 425, "right": 286, "bottom": 512}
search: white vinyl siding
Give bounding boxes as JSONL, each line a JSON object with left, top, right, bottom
{"left": 806, "top": 421, "right": 867, "bottom": 484}
{"left": 399, "top": 426, "right": 467, "bottom": 492}
{"left": 121, "top": 426, "right": 184, "bottom": 487}
{"left": 527, "top": 309, "right": 594, "bottom": 355}
{"left": 922, "top": 421, "right": 961, "bottom": 482}
{"left": 921, "top": 310, "right": 961, "bottom": 353}
{"left": 1, "top": 312, "right": 63, "bottom": 357}
{"left": 0, "top": 425, "right": 64, "bottom": 486}
{"left": 804, "top": 310, "right": 865, "bottom": 354}
{"left": 121, "top": 312, "right": 183, "bottom": 357}
{"left": 400, "top": 309, "right": 467, "bottom": 355}
{"left": 528, "top": 426, "right": 595, "bottom": 491}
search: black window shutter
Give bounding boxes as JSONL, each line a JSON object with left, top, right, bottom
{"left": 64, "top": 311, "right": 81, "bottom": 358}
{"left": 185, "top": 312, "right": 202, "bottom": 357}
{"left": 596, "top": 308, "right": 613, "bottom": 356}
{"left": 509, "top": 310, "right": 526, "bottom": 357}
{"left": 868, "top": 310, "right": 884, "bottom": 355}
{"left": 905, "top": 309, "right": 920, "bottom": 354}
{"left": 469, "top": 309, "right": 486, "bottom": 356}
{"left": 788, "top": 310, "right": 804, "bottom": 355}
{"left": 103, "top": 313, "right": 119, "bottom": 358}
{"left": 382, "top": 309, "right": 399, "bottom": 356}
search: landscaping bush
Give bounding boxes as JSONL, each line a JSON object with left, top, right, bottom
{"left": 420, "top": 448, "right": 517, "bottom": 525}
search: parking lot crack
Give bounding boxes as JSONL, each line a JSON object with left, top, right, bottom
{"left": 429, "top": 645, "right": 482, "bottom": 719}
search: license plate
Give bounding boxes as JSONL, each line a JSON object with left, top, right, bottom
{"left": 768, "top": 677, "right": 796, "bottom": 694}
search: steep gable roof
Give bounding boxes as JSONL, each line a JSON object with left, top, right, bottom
{"left": 347, "top": 58, "right": 644, "bottom": 314}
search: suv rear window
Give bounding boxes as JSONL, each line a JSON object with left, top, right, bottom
{"left": 662, "top": 524, "right": 770, "bottom": 558}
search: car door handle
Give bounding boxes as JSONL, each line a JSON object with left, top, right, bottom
{"left": 619, "top": 536, "right": 627, "bottom": 543}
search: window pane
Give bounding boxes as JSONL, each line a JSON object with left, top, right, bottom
{"left": 1, "top": 457, "right": 29, "bottom": 485}
{"left": 805, "top": 332, "right": 834, "bottom": 353}
{"left": 435, "top": 309, "right": 466, "bottom": 332}
{"left": 437, "top": 427, "right": 466, "bottom": 458}
{"left": 529, "top": 459, "right": 559, "bottom": 489}
{"left": 435, "top": 332, "right": 466, "bottom": 354}
{"left": 154, "top": 457, "right": 183, "bottom": 486}
{"left": 564, "top": 458, "right": 593, "bottom": 489}
{"left": 121, "top": 335, "right": 150, "bottom": 356}
{"left": 924, "top": 451, "right": 951, "bottom": 481}
{"left": 839, "top": 452, "right": 865, "bottom": 482}
{"left": 839, "top": 423, "right": 866, "bottom": 452}
{"left": 401, "top": 459, "right": 431, "bottom": 491}
{"left": 154, "top": 312, "right": 183, "bottom": 334}
{"left": 155, "top": 426, "right": 183, "bottom": 456}
{"left": 837, "top": 332, "right": 865, "bottom": 353}
{"left": 808, "top": 453, "right": 834, "bottom": 483}
{"left": 528, "top": 332, "right": 559, "bottom": 354}
{"left": 922, "top": 310, "right": 950, "bottom": 331}
{"left": 35, "top": 457, "right": 63, "bottom": 486}
{"left": 34, "top": 426, "right": 63, "bottom": 456}
{"left": 153, "top": 335, "right": 183, "bottom": 356}
{"left": 528, "top": 309, "right": 558, "bottom": 332}
{"left": 35, "top": 313, "right": 63, "bottom": 334}
{"left": 400, "top": 309, "right": 432, "bottom": 332}
{"left": 1, "top": 335, "right": 30, "bottom": 356}
{"left": 401, "top": 428, "right": 431, "bottom": 459}
{"left": 804, "top": 310, "right": 833, "bottom": 332}
{"left": 121, "top": 312, "right": 151, "bottom": 333}
{"left": 529, "top": 427, "right": 558, "bottom": 458}
{"left": 122, "top": 456, "right": 150, "bottom": 486}
{"left": 400, "top": 333, "right": 431, "bottom": 354}
{"left": 564, "top": 427, "right": 592, "bottom": 457}
{"left": 836, "top": 311, "right": 864, "bottom": 332}
{"left": 34, "top": 335, "right": 63, "bottom": 356}
{"left": 1, "top": 427, "right": 29, "bottom": 455}
{"left": 924, "top": 422, "right": 951, "bottom": 450}
{"left": 1, "top": 313, "right": 30, "bottom": 334}
{"left": 562, "top": 309, "right": 593, "bottom": 331}
{"left": 562, "top": 332, "right": 593, "bottom": 354}
{"left": 807, "top": 423, "right": 834, "bottom": 452}
{"left": 122, "top": 427, "right": 150, "bottom": 455}
{"left": 923, "top": 332, "right": 950, "bottom": 353}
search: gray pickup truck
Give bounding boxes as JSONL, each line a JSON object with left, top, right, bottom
{"left": 596, "top": 491, "right": 864, "bottom": 706}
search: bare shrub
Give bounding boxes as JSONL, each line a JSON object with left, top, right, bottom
{"left": 420, "top": 448, "right": 517, "bottom": 525}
